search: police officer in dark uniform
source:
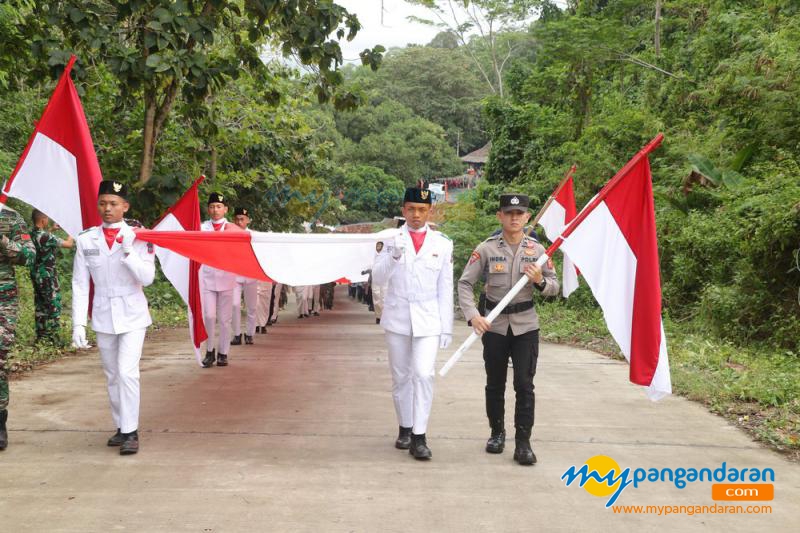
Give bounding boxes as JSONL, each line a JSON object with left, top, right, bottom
{"left": 458, "top": 194, "right": 559, "bottom": 465}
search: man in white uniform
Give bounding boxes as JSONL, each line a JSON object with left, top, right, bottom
{"left": 200, "top": 192, "right": 238, "bottom": 367}
{"left": 72, "top": 180, "right": 155, "bottom": 455}
{"left": 230, "top": 207, "right": 258, "bottom": 345}
{"left": 294, "top": 285, "right": 309, "bottom": 318}
{"left": 372, "top": 187, "right": 453, "bottom": 460}
{"left": 255, "top": 279, "right": 273, "bottom": 334}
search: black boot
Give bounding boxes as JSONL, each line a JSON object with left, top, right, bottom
{"left": 120, "top": 430, "right": 139, "bottom": 455}
{"left": 231, "top": 334, "right": 242, "bottom": 345}
{"left": 107, "top": 428, "right": 125, "bottom": 447}
{"left": 202, "top": 349, "right": 216, "bottom": 368}
{"left": 216, "top": 353, "right": 228, "bottom": 367}
{"left": 244, "top": 335, "right": 254, "bottom": 345}
{"left": 513, "top": 427, "right": 536, "bottom": 465}
{"left": 0, "top": 409, "right": 8, "bottom": 450}
{"left": 395, "top": 426, "right": 412, "bottom": 450}
{"left": 409, "top": 433, "right": 432, "bottom": 460}
{"left": 486, "top": 420, "right": 505, "bottom": 454}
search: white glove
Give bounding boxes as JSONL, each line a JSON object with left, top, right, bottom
{"left": 439, "top": 334, "right": 452, "bottom": 349}
{"left": 119, "top": 226, "right": 136, "bottom": 254}
{"left": 72, "top": 325, "right": 90, "bottom": 349}
{"left": 391, "top": 238, "right": 405, "bottom": 260}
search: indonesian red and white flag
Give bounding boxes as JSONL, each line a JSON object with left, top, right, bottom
{"left": 538, "top": 174, "right": 580, "bottom": 297}
{"left": 152, "top": 177, "right": 208, "bottom": 363}
{"left": 558, "top": 154, "right": 671, "bottom": 400}
{"left": 0, "top": 56, "right": 101, "bottom": 235}
{"left": 135, "top": 228, "right": 400, "bottom": 286}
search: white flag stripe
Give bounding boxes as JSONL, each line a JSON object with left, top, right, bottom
{"left": 250, "top": 228, "right": 400, "bottom": 286}
{"left": 7, "top": 132, "right": 83, "bottom": 237}
{"left": 539, "top": 200, "right": 580, "bottom": 297}
{"left": 153, "top": 213, "right": 190, "bottom": 303}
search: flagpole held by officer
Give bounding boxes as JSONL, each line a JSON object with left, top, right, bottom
{"left": 72, "top": 180, "right": 156, "bottom": 455}
{"left": 372, "top": 187, "right": 453, "bottom": 460}
{"left": 457, "top": 194, "right": 559, "bottom": 465}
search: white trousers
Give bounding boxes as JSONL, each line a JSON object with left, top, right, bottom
{"left": 202, "top": 288, "right": 233, "bottom": 354}
{"left": 96, "top": 328, "right": 147, "bottom": 434}
{"left": 256, "top": 281, "right": 273, "bottom": 327}
{"left": 232, "top": 280, "right": 258, "bottom": 336}
{"left": 311, "top": 285, "right": 322, "bottom": 313}
{"left": 385, "top": 332, "right": 439, "bottom": 434}
{"left": 295, "top": 286, "right": 309, "bottom": 316}
{"left": 270, "top": 283, "right": 282, "bottom": 322}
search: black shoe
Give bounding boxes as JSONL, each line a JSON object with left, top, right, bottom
{"left": 120, "top": 431, "right": 139, "bottom": 455}
{"left": 376, "top": 318, "right": 381, "bottom": 324}
{"left": 312, "top": 311, "right": 320, "bottom": 316}
{"left": 231, "top": 335, "right": 242, "bottom": 345}
{"left": 298, "top": 315, "right": 304, "bottom": 319}
{"left": 0, "top": 409, "right": 8, "bottom": 450}
{"left": 107, "top": 428, "right": 125, "bottom": 447}
{"left": 395, "top": 426, "right": 412, "bottom": 450}
{"left": 409, "top": 433, "right": 432, "bottom": 460}
{"left": 513, "top": 439, "right": 536, "bottom": 465}
{"left": 486, "top": 428, "right": 506, "bottom": 454}
{"left": 217, "top": 353, "right": 228, "bottom": 367}
{"left": 202, "top": 349, "right": 216, "bottom": 368}
{"left": 303, "top": 314, "right": 310, "bottom": 318}
{"left": 245, "top": 335, "right": 254, "bottom": 345}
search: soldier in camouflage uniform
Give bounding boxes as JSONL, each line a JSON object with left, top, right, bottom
{"left": 0, "top": 204, "right": 36, "bottom": 450}
{"left": 29, "top": 209, "right": 74, "bottom": 344}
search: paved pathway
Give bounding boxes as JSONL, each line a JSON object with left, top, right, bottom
{"left": 2, "top": 288, "right": 798, "bottom": 531}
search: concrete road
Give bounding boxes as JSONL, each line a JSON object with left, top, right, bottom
{"left": 3, "top": 288, "right": 798, "bottom": 532}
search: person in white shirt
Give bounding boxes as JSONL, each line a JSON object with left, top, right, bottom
{"left": 230, "top": 207, "right": 258, "bottom": 345}
{"left": 200, "top": 192, "right": 238, "bottom": 367}
{"left": 72, "top": 180, "right": 155, "bottom": 455}
{"left": 372, "top": 187, "right": 454, "bottom": 460}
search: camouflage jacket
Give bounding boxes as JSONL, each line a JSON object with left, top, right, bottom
{"left": 30, "top": 227, "right": 63, "bottom": 284}
{"left": 0, "top": 206, "right": 36, "bottom": 291}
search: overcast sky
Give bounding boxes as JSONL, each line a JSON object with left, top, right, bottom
{"left": 335, "top": 0, "right": 445, "bottom": 61}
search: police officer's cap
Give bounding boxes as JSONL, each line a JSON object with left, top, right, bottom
{"left": 98, "top": 180, "right": 129, "bottom": 201}
{"left": 499, "top": 193, "right": 530, "bottom": 212}
{"left": 208, "top": 192, "right": 226, "bottom": 205}
{"left": 403, "top": 187, "right": 432, "bottom": 205}
{"left": 233, "top": 207, "right": 249, "bottom": 217}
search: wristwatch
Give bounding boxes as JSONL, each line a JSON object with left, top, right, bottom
{"left": 535, "top": 278, "right": 547, "bottom": 290}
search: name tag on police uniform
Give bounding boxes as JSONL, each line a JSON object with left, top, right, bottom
{"left": 84, "top": 248, "right": 100, "bottom": 256}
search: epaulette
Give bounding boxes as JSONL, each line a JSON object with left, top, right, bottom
{"left": 79, "top": 227, "right": 94, "bottom": 235}
{"left": 439, "top": 232, "right": 452, "bottom": 241}
{"left": 485, "top": 233, "right": 501, "bottom": 242}
{"left": 125, "top": 218, "right": 144, "bottom": 228}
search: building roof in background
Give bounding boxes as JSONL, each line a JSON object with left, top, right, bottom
{"left": 461, "top": 141, "right": 491, "bottom": 164}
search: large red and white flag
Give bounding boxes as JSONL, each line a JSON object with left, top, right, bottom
{"left": 0, "top": 56, "right": 101, "bottom": 235}
{"left": 538, "top": 170, "right": 580, "bottom": 297}
{"left": 134, "top": 228, "right": 400, "bottom": 286}
{"left": 152, "top": 177, "right": 208, "bottom": 363}
{"left": 558, "top": 139, "right": 671, "bottom": 400}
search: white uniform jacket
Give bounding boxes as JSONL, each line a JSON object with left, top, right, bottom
{"left": 372, "top": 224, "right": 454, "bottom": 337}
{"left": 200, "top": 219, "right": 237, "bottom": 291}
{"left": 72, "top": 223, "right": 155, "bottom": 335}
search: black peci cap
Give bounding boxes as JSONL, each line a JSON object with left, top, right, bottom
{"left": 499, "top": 193, "right": 530, "bottom": 212}
{"left": 403, "top": 187, "right": 432, "bottom": 205}
{"left": 208, "top": 192, "right": 226, "bottom": 205}
{"left": 98, "top": 180, "right": 129, "bottom": 200}
{"left": 233, "top": 207, "right": 249, "bottom": 217}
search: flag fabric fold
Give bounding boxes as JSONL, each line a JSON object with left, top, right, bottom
{"left": 558, "top": 153, "right": 671, "bottom": 400}
{"left": 152, "top": 177, "right": 208, "bottom": 362}
{"left": 135, "top": 228, "right": 401, "bottom": 287}
{"left": 0, "top": 55, "right": 101, "bottom": 236}
{"left": 538, "top": 173, "right": 580, "bottom": 297}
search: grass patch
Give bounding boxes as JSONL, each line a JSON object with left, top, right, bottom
{"left": 537, "top": 299, "right": 800, "bottom": 461}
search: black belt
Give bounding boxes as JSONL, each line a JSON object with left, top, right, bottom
{"left": 485, "top": 299, "right": 533, "bottom": 315}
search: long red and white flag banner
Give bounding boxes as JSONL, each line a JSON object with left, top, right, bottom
{"left": 442, "top": 135, "right": 671, "bottom": 401}
{"left": 152, "top": 176, "right": 208, "bottom": 363}
{"left": 134, "top": 227, "right": 400, "bottom": 287}
{"left": 0, "top": 55, "right": 102, "bottom": 235}
{"left": 537, "top": 165, "right": 580, "bottom": 297}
